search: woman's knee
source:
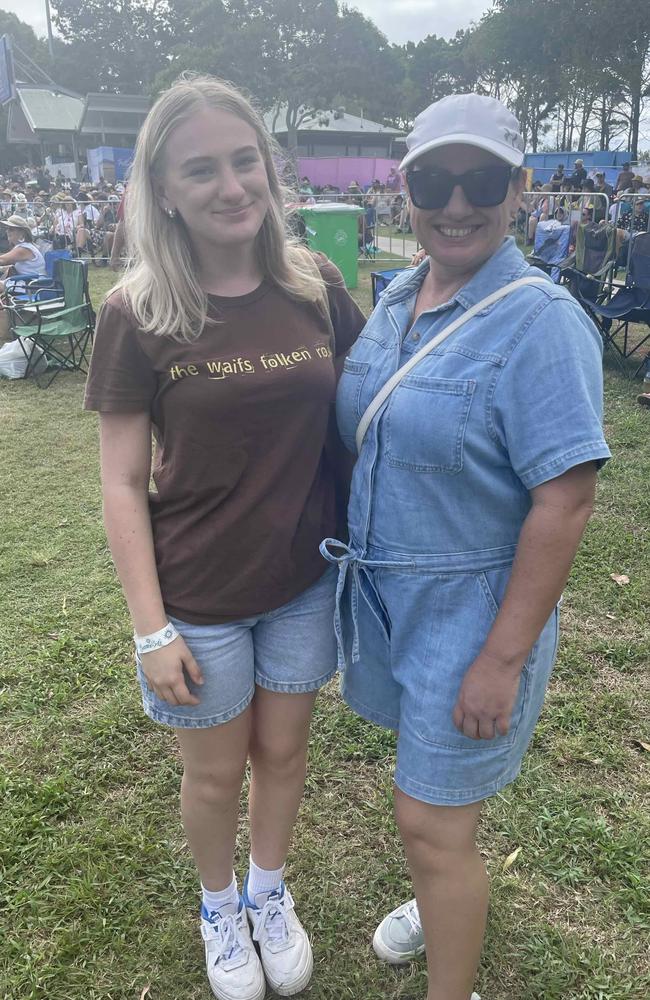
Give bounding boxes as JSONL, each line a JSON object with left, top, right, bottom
{"left": 182, "top": 761, "right": 245, "bottom": 808}
{"left": 250, "top": 732, "right": 308, "bottom": 779}
{"left": 395, "top": 789, "right": 481, "bottom": 858}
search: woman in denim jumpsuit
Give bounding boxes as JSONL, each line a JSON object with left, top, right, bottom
{"left": 323, "top": 95, "right": 610, "bottom": 1000}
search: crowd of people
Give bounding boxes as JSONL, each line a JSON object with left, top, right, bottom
{"left": 526, "top": 160, "right": 650, "bottom": 245}
{"left": 0, "top": 164, "right": 126, "bottom": 273}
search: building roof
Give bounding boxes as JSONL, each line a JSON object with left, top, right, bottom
{"left": 79, "top": 92, "right": 152, "bottom": 136}
{"left": 15, "top": 84, "right": 84, "bottom": 134}
{"left": 265, "top": 106, "right": 402, "bottom": 137}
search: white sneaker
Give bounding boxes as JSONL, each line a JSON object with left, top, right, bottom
{"left": 244, "top": 878, "right": 313, "bottom": 996}
{"left": 373, "top": 901, "right": 481, "bottom": 1000}
{"left": 201, "top": 900, "right": 266, "bottom": 1000}
{"left": 373, "top": 898, "right": 425, "bottom": 964}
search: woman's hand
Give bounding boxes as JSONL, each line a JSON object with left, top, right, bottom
{"left": 452, "top": 651, "right": 523, "bottom": 740}
{"left": 140, "top": 635, "right": 204, "bottom": 706}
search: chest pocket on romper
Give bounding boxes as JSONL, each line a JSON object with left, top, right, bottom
{"left": 385, "top": 375, "right": 475, "bottom": 474}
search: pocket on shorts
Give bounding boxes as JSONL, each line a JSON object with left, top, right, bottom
{"left": 385, "top": 376, "right": 475, "bottom": 474}
{"left": 411, "top": 570, "right": 536, "bottom": 751}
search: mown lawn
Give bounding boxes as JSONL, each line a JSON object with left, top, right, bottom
{"left": 1, "top": 262, "right": 648, "bottom": 1000}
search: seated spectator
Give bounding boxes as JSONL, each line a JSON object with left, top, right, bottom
{"left": 550, "top": 163, "right": 565, "bottom": 191}
{"left": 616, "top": 193, "right": 648, "bottom": 233}
{"left": 567, "top": 158, "right": 586, "bottom": 189}
{"left": 52, "top": 194, "right": 85, "bottom": 250}
{"left": 78, "top": 191, "right": 102, "bottom": 228}
{"left": 374, "top": 184, "right": 392, "bottom": 226}
{"left": 592, "top": 172, "right": 613, "bottom": 222}
{"left": 527, "top": 184, "right": 554, "bottom": 243}
{"left": 615, "top": 162, "right": 635, "bottom": 192}
{"left": 0, "top": 214, "right": 46, "bottom": 294}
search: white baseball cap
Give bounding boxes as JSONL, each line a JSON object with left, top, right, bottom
{"left": 400, "top": 94, "right": 525, "bottom": 171}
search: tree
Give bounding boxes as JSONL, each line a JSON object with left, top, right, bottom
{"left": 157, "top": 0, "right": 402, "bottom": 149}
{"left": 51, "top": 0, "right": 174, "bottom": 92}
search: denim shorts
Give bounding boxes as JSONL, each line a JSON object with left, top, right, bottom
{"left": 340, "top": 565, "right": 559, "bottom": 807}
{"left": 136, "top": 567, "right": 338, "bottom": 729}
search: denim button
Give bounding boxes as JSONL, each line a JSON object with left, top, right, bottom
{"left": 412, "top": 331, "right": 420, "bottom": 341}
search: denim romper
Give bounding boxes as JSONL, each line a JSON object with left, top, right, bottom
{"left": 321, "top": 238, "right": 611, "bottom": 806}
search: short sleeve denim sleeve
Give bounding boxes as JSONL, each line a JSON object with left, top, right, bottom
{"left": 490, "top": 294, "right": 611, "bottom": 490}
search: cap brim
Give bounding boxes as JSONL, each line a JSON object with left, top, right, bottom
{"left": 400, "top": 133, "right": 524, "bottom": 171}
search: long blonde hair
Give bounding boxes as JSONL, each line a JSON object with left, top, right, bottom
{"left": 117, "top": 74, "right": 327, "bottom": 341}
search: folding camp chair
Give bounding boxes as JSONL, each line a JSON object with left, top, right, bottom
{"left": 578, "top": 231, "right": 650, "bottom": 368}
{"left": 9, "top": 258, "right": 95, "bottom": 388}
{"left": 5, "top": 249, "right": 72, "bottom": 307}
{"left": 528, "top": 220, "right": 571, "bottom": 282}
{"left": 561, "top": 222, "right": 617, "bottom": 306}
{"left": 371, "top": 267, "right": 410, "bottom": 307}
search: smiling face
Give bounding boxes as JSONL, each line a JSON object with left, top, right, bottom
{"left": 155, "top": 106, "right": 271, "bottom": 257}
{"left": 408, "top": 144, "right": 524, "bottom": 283}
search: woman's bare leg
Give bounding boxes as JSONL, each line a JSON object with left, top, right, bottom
{"left": 175, "top": 707, "right": 252, "bottom": 890}
{"left": 395, "top": 789, "right": 487, "bottom": 1000}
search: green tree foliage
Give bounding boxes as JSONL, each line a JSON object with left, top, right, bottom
{"left": 2, "top": 0, "right": 648, "bottom": 157}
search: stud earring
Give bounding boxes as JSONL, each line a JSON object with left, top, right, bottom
{"left": 165, "top": 207, "right": 177, "bottom": 219}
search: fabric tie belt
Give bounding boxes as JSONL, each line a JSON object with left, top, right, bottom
{"left": 319, "top": 538, "right": 413, "bottom": 663}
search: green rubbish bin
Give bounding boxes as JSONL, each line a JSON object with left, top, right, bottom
{"left": 298, "top": 203, "right": 363, "bottom": 288}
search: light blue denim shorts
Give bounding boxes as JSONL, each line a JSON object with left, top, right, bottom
{"left": 136, "top": 567, "right": 338, "bottom": 729}
{"left": 340, "top": 565, "right": 559, "bottom": 807}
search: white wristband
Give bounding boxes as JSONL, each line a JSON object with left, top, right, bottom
{"left": 134, "top": 622, "right": 179, "bottom": 656}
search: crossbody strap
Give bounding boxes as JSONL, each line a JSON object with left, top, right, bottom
{"left": 355, "top": 275, "right": 549, "bottom": 454}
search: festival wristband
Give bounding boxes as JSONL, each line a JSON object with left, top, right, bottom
{"left": 134, "top": 622, "right": 180, "bottom": 656}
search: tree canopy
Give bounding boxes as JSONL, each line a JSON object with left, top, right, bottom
{"left": 2, "top": 0, "right": 648, "bottom": 156}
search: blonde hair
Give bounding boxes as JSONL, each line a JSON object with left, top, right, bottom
{"left": 117, "top": 74, "right": 327, "bottom": 341}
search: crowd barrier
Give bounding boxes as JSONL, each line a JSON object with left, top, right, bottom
{"left": 0, "top": 192, "right": 417, "bottom": 267}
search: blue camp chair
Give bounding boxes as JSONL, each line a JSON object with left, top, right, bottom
{"left": 6, "top": 249, "right": 72, "bottom": 306}
{"left": 371, "top": 267, "right": 409, "bottom": 307}
{"left": 528, "top": 220, "right": 571, "bottom": 282}
{"left": 578, "top": 231, "right": 650, "bottom": 367}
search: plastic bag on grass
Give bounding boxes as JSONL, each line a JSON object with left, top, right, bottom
{"left": 0, "top": 339, "right": 48, "bottom": 379}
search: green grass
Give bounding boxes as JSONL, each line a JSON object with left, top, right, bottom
{"left": 0, "top": 265, "right": 649, "bottom": 1000}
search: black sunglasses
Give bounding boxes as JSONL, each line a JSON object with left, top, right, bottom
{"left": 406, "top": 163, "right": 513, "bottom": 210}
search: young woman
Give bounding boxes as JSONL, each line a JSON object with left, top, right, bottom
{"left": 84, "top": 75, "right": 364, "bottom": 1000}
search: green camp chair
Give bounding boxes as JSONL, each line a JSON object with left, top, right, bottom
{"left": 561, "top": 222, "right": 617, "bottom": 299}
{"left": 10, "top": 258, "right": 95, "bottom": 388}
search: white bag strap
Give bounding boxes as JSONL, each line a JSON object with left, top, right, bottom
{"left": 355, "top": 275, "right": 549, "bottom": 453}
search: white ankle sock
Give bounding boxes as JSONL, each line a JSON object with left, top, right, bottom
{"left": 201, "top": 873, "right": 239, "bottom": 917}
{"left": 247, "top": 856, "right": 285, "bottom": 903}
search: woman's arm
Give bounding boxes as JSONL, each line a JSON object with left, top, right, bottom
{"left": 100, "top": 411, "right": 203, "bottom": 705}
{"left": 0, "top": 246, "right": 34, "bottom": 266}
{"left": 453, "top": 461, "right": 596, "bottom": 740}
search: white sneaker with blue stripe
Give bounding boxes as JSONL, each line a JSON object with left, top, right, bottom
{"left": 244, "top": 877, "right": 313, "bottom": 996}
{"left": 200, "top": 899, "right": 266, "bottom": 1000}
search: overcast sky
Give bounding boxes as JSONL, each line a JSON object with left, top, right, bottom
{"left": 5, "top": 0, "right": 492, "bottom": 45}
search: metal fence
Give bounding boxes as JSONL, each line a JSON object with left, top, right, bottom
{"left": 1, "top": 192, "right": 417, "bottom": 266}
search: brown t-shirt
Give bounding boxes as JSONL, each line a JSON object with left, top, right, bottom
{"left": 84, "top": 259, "right": 366, "bottom": 624}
